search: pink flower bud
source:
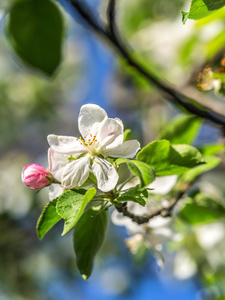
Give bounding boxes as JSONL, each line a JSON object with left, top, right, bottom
{"left": 22, "top": 164, "right": 52, "bottom": 189}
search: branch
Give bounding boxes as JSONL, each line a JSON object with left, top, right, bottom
{"left": 66, "top": 0, "right": 108, "bottom": 39}
{"left": 115, "top": 183, "right": 190, "bottom": 224}
{"left": 66, "top": 0, "right": 225, "bottom": 128}
{"left": 107, "top": 0, "right": 116, "bottom": 37}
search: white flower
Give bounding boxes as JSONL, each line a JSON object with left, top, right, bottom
{"left": 48, "top": 104, "right": 140, "bottom": 192}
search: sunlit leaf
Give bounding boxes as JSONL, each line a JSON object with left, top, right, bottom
{"left": 200, "top": 143, "right": 224, "bottom": 156}
{"left": 56, "top": 188, "right": 96, "bottom": 236}
{"left": 137, "top": 140, "right": 205, "bottom": 176}
{"left": 36, "top": 198, "right": 61, "bottom": 240}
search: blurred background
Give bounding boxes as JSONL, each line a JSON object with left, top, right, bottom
{"left": 1, "top": 0, "right": 225, "bottom": 299}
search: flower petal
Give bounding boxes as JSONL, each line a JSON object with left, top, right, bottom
{"left": 78, "top": 104, "right": 107, "bottom": 137}
{"left": 98, "top": 118, "right": 124, "bottom": 149}
{"left": 23, "top": 164, "right": 49, "bottom": 177}
{"left": 47, "top": 134, "right": 87, "bottom": 157}
{"left": 115, "top": 118, "right": 124, "bottom": 130}
{"left": 62, "top": 156, "right": 90, "bottom": 189}
{"left": 91, "top": 157, "right": 119, "bottom": 192}
{"left": 107, "top": 140, "right": 140, "bottom": 158}
{"left": 48, "top": 147, "right": 68, "bottom": 182}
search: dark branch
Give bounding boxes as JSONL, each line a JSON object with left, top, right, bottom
{"left": 107, "top": 0, "right": 116, "bottom": 37}
{"left": 66, "top": 0, "right": 225, "bottom": 127}
{"left": 66, "top": 0, "right": 108, "bottom": 39}
{"left": 115, "top": 183, "right": 190, "bottom": 224}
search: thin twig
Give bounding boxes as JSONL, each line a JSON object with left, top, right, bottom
{"left": 66, "top": 0, "right": 225, "bottom": 128}
{"left": 115, "top": 182, "right": 190, "bottom": 224}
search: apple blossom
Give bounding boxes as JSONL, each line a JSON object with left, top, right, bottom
{"left": 47, "top": 104, "right": 140, "bottom": 192}
{"left": 22, "top": 164, "right": 52, "bottom": 190}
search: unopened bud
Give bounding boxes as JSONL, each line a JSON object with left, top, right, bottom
{"left": 22, "top": 164, "right": 52, "bottom": 189}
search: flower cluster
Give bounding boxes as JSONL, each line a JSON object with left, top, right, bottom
{"left": 21, "top": 104, "right": 187, "bottom": 276}
{"left": 22, "top": 104, "right": 140, "bottom": 194}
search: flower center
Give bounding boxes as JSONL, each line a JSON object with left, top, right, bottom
{"left": 77, "top": 134, "right": 100, "bottom": 156}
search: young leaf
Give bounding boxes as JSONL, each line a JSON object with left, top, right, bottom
{"left": 137, "top": 140, "right": 171, "bottom": 169}
{"left": 36, "top": 198, "right": 61, "bottom": 240}
{"left": 181, "top": 0, "right": 225, "bottom": 24}
{"left": 74, "top": 206, "right": 108, "bottom": 280}
{"left": 180, "top": 191, "right": 225, "bottom": 225}
{"left": 116, "top": 186, "right": 148, "bottom": 206}
{"left": 116, "top": 158, "right": 155, "bottom": 187}
{"left": 159, "top": 115, "right": 202, "bottom": 145}
{"left": 137, "top": 140, "right": 205, "bottom": 176}
{"left": 56, "top": 188, "right": 96, "bottom": 236}
{"left": 123, "top": 129, "right": 131, "bottom": 142}
{"left": 7, "top": 0, "right": 64, "bottom": 76}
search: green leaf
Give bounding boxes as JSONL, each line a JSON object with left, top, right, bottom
{"left": 180, "top": 202, "right": 221, "bottom": 224}
{"left": 36, "top": 198, "right": 61, "bottom": 240}
{"left": 181, "top": 0, "right": 225, "bottom": 24}
{"left": 137, "top": 140, "right": 205, "bottom": 176}
{"left": 116, "top": 186, "right": 148, "bottom": 206}
{"left": 7, "top": 0, "right": 64, "bottom": 76}
{"left": 116, "top": 158, "right": 155, "bottom": 187}
{"left": 180, "top": 192, "right": 225, "bottom": 225}
{"left": 181, "top": 11, "right": 189, "bottom": 24}
{"left": 74, "top": 206, "right": 108, "bottom": 280}
{"left": 56, "top": 188, "right": 96, "bottom": 236}
{"left": 181, "top": 156, "right": 221, "bottom": 182}
{"left": 160, "top": 115, "right": 202, "bottom": 145}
